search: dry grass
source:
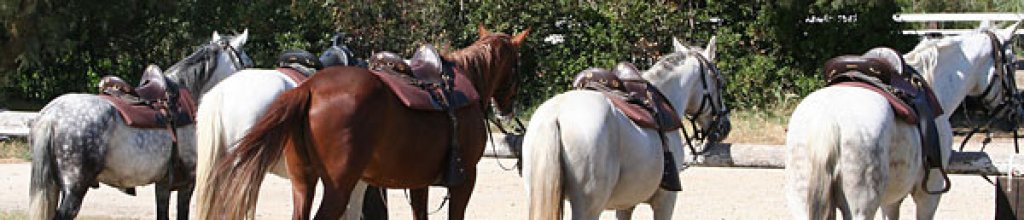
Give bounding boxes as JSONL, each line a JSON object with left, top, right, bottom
{"left": 723, "top": 107, "right": 793, "bottom": 145}
{"left": 0, "top": 210, "right": 136, "bottom": 220}
{"left": 0, "top": 137, "right": 29, "bottom": 162}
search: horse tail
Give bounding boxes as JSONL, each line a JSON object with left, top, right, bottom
{"left": 805, "top": 118, "right": 842, "bottom": 219}
{"left": 29, "top": 117, "right": 58, "bottom": 220}
{"left": 206, "top": 86, "right": 311, "bottom": 220}
{"left": 523, "top": 107, "right": 565, "bottom": 220}
{"left": 194, "top": 88, "right": 225, "bottom": 220}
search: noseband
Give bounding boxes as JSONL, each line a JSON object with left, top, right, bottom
{"left": 682, "top": 51, "right": 730, "bottom": 156}
{"left": 959, "top": 30, "right": 1021, "bottom": 152}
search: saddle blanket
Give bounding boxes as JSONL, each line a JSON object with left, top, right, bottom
{"left": 370, "top": 67, "right": 479, "bottom": 111}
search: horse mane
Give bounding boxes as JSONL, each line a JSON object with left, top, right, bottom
{"left": 642, "top": 52, "right": 691, "bottom": 82}
{"left": 903, "top": 31, "right": 985, "bottom": 82}
{"left": 445, "top": 34, "right": 513, "bottom": 92}
{"left": 163, "top": 41, "right": 222, "bottom": 94}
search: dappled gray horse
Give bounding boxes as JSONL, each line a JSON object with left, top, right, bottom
{"left": 29, "top": 31, "right": 251, "bottom": 220}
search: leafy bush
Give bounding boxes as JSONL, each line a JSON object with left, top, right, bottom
{"left": 1, "top": 0, "right": 917, "bottom": 114}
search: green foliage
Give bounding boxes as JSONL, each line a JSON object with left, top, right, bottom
{"left": 0, "top": 0, "right": 919, "bottom": 113}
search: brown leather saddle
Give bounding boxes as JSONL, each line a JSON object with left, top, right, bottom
{"left": 275, "top": 49, "right": 320, "bottom": 82}
{"left": 573, "top": 62, "right": 682, "bottom": 131}
{"left": 368, "top": 44, "right": 481, "bottom": 187}
{"left": 368, "top": 45, "right": 479, "bottom": 111}
{"left": 97, "top": 65, "right": 197, "bottom": 129}
{"left": 825, "top": 47, "right": 943, "bottom": 124}
{"left": 823, "top": 47, "right": 947, "bottom": 181}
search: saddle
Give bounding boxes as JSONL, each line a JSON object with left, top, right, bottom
{"left": 97, "top": 65, "right": 197, "bottom": 129}
{"left": 824, "top": 47, "right": 945, "bottom": 173}
{"left": 276, "top": 49, "right": 320, "bottom": 83}
{"left": 368, "top": 45, "right": 479, "bottom": 111}
{"left": 573, "top": 62, "right": 682, "bottom": 131}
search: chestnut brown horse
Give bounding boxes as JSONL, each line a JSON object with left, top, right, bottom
{"left": 205, "top": 26, "right": 529, "bottom": 220}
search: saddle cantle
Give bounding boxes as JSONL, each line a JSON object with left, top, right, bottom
{"left": 825, "top": 47, "right": 943, "bottom": 124}
{"left": 275, "top": 49, "right": 319, "bottom": 83}
{"left": 824, "top": 47, "right": 946, "bottom": 174}
{"left": 97, "top": 65, "right": 197, "bottom": 129}
{"left": 368, "top": 45, "right": 479, "bottom": 111}
{"left": 573, "top": 62, "right": 683, "bottom": 131}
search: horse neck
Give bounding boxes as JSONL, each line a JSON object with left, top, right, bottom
{"left": 164, "top": 52, "right": 233, "bottom": 101}
{"left": 644, "top": 58, "right": 703, "bottom": 118}
{"left": 448, "top": 48, "right": 499, "bottom": 100}
{"left": 906, "top": 37, "right": 991, "bottom": 117}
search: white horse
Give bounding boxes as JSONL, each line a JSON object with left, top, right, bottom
{"left": 785, "top": 22, "right": 1020, "bottom": 219}
{"left": 29, "top": 30, "right": 250, "bottom": 220}
{"left": 522, "top": 37, "right": 729, "bottom": 220}
{"left": 192, "top": 35, "right": 379, "bottom": 220}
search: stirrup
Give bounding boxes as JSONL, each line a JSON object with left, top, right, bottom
{"left": 661, "top": 152, "right": 682, "bottom": 191}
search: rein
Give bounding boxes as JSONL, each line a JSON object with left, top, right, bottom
{"left": 680, "top": 51, "right": 730, "bottom": 157}
{"left": 957, "top": 30, "right": 1021, "bottom": 154}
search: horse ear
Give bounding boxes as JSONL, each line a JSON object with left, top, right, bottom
{"left": 703, "top": 36, "right": 717, "bottom": 61}
{"left": 230, "top": 29, "right": 249, "bottom": 48}
{"left": 977, "top": 20, "right": 994, "bottom": 31}
{"left": 1001, "top": 21, "right": 1020, "bottom": 42}
{"left": 478, "top": 24, "right": 490, "bottom": 38}
{"left": 145, "top": 64, "right": 163, "bottom": 76}
{"left": 511, "top": 28, "right": 531, "bottom": 47}
{"left": 673, "top": 37, "right": 687, "bottom": 53}
{"left": 212, "top": 31, "right": 222, "bottom": 42}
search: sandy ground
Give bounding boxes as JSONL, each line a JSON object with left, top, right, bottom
{"left": 0, "top": 157, "right": 1005, "bottom": 220}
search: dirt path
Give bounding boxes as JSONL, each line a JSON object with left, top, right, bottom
{"left": 0, "top": 159, "right": 1001, "bottom": 219}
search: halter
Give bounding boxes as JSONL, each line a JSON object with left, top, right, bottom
{"left": 958, "top": 30, "right": 1021, "bottom": 153}
{"left": 681, "top": 51, "right": 731, "bottom": 156}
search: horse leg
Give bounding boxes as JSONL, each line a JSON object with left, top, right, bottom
{"left": 837, "top": 164, "right": 882, "bottom": 220}
{"left": 910, "top": 170, "right": 943, "bottom": 220}
{"left": 614, "top": 207, "right": 635, "bottom": 220}
{"left": 362, "top": 185, "right": 389, "bottom": 219}
{"left": 647, "top": 190, "right": 678, "bottom": 220}
{"left": 156, "top": 182, "right": 172, "bottom": 220}
{"left": 880, "top": 199, "right": 903, "bottom": 220}
{"left": 447, "top": 168, "right": 478, "bottom": 220}
{"left": 54, "top": 185, "right": 88, "bottom": 220}
{"left": 342, "top": 180, "right": 368, "bottom": 220}
{"left": 409, "top": 188, "right": 429, "bottom": 220}
{"left": 314, "top": 178, "right": 359, "bottom": 219}
{"left": 176, "top": 184, "right": 195, "bottom": 220}
{"left": 285, "top": 143, "right": 318, "bottom": 220}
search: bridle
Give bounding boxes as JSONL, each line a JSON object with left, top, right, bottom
{"left": 163, "top": 36, "right": 252, "bottom": 190}
{"left": 681, "top": 51, "right": 731, "bottom": 156}
{"left": 217, "top": 38, "right": 253, "bottom": 71}
{"left": 474, "top": 36, "right": 528, "bottom": 172}
{"left": 958, "top": 30, "right": 1021, "bottom": 153}
{"left": 188, "top": 37, "right": 252, "bottom": 92}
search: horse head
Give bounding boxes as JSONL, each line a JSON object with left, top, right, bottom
{"left": 449, "top": 25, "right": 530, "bottom": 117}
{"left": 164, "top": 29, "right": 253, "bottom": 99}
{"left": 648, "top": 36, "right": 730, "bottom": 146}
{"left": 906, "top": 22, "right": 1020, "bottom": 130}
{"left": 971, "top": 22, "right": 1021, "bottom": 131}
